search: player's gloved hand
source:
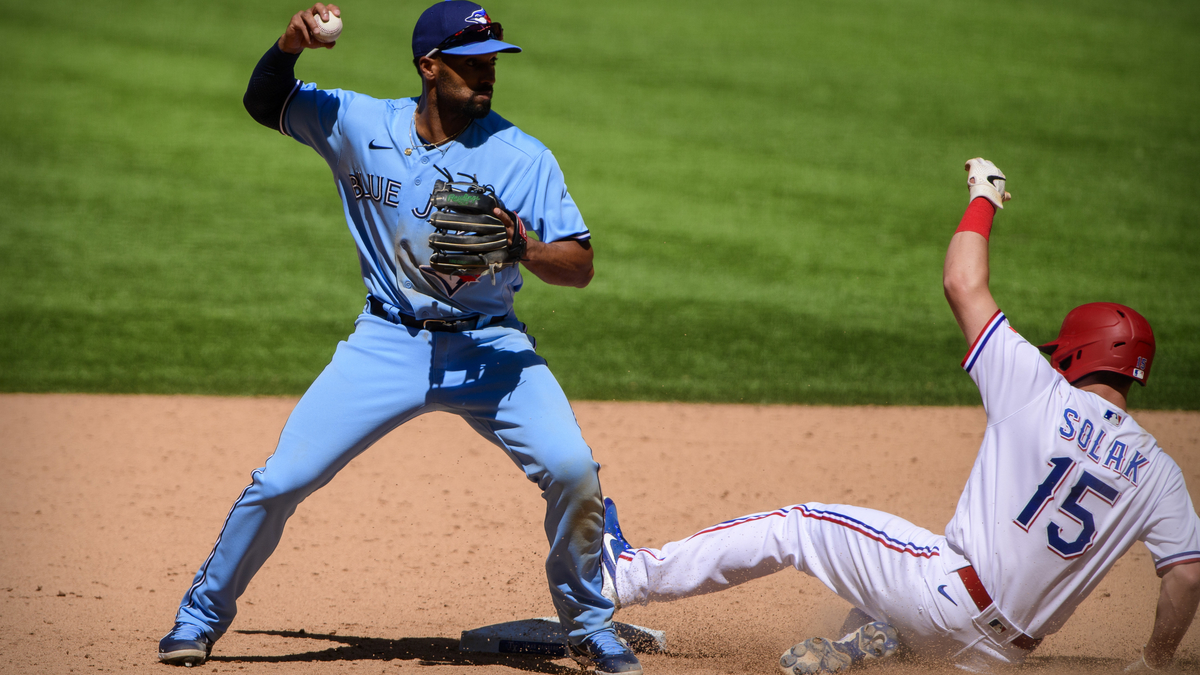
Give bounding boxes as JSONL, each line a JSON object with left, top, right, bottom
{"left": 426, "top": 173, "right": 527, "bottom": 281}
{"left": 965, "top": 157, "right": 1012, "bottom": 209}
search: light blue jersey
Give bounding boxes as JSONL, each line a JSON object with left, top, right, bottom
{"left": 286, "top": 84, "right": 589, "bottom": 319}
{"left": 171, "top": 80, "right": 614, "bottom": 651}
{"left": 162, "top": 6, "right": 625, "bottom": 665}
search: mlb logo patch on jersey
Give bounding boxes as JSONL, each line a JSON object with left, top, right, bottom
{"left": 1104, "top": 409, "right": 1125, "bottom": 427}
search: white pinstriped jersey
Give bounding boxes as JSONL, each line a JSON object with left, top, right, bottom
{"left": 945, "top": 311, "right": 1200, "bottom": 638}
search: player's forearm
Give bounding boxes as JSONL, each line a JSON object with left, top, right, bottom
{"left": 943, "top": 200, "right": 999, "bottom": 345}
{"left": 244, "top": 42, "right": 302, "bottom": 131}
{"left": 1144, "top": 562, "right": 1200, "bottom": 668}
{"left": 521, "top": 239, "right": 595, "bottom": 288}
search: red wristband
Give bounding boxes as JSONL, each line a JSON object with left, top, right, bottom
{"left": 956, "top": 197, "right": 996, "bottom": 239}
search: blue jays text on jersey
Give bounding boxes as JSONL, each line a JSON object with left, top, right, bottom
{"left": 348, "top": 172, "right": 403, "bottom": 207}
{"left": 285, "top": 83, "right": 590, "bottom": 318}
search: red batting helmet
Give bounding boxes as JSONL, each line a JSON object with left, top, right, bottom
{"left": 1038, "top": 302, "right": 1155, "bottom": 386}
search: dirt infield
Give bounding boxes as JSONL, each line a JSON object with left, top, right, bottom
{"left": 2, "top": 394, "right": 1198, "bottom": 674}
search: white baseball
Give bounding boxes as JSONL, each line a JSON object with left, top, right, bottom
{"left": 313, "top": 12, "right": 342, "bottom": 43}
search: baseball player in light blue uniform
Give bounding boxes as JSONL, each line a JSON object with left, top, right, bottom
{"left": 159, "top": 3, "right": 641, "bottom": 673}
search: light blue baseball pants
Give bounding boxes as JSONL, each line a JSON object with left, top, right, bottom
{"left": 173, "top": 310, "right": 613, "bottom": 643}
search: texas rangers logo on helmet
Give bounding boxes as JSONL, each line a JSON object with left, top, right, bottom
{"left": 465, "top": 8, "right": 491, "bottom": 24}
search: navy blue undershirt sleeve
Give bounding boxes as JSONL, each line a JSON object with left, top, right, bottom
{"left": 243, "top": 42, "right": 302, "bottom": 132}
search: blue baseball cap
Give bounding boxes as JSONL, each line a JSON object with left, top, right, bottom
{"left": 412, "top": 1, "right": 522, "bottom": 59}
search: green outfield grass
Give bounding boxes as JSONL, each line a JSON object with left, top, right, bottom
{"left": 2, "top": 0, "right": 1198, "bottom": 407}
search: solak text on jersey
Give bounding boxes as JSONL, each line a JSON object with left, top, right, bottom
{"left": 1058, "top": 407, "right": 1151, "bottom": 486}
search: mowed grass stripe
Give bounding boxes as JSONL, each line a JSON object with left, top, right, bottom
{"left": 1, "top": 0, "right": 1197, "bottom": 407}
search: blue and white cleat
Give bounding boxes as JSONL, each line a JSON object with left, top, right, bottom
{"left": 601, "top": 497, "right": 634, "bottom": 609}
{"left": 778, "top": 621, "right": 899, "bottom": 674}
{"left": 158, "top": 622, "right": 215, "bottom": 667}
{"left": 570, "top": 627, "right": 643, "bottom": 675}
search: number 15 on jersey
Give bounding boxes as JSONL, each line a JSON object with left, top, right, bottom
{"left": 1016, "top": 457, "right": 1121, "bottom": 559}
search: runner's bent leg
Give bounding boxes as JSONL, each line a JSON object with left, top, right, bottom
{"left": 615, "top": 503, "right": 948, "bottom": 646}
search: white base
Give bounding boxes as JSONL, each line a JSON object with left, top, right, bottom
{"left": 459, "top": 617, "right": 666, "bottom": 656}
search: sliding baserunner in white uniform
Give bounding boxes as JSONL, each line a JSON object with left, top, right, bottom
{"left": 600, "top": 159, "right": 1200, "bottom": 673}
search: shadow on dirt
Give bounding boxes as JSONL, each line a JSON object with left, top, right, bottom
{"left": 208, "top": 628, "right": 1200, "bottom": 674}
{"left": 211, "top": 629, "right": 576, "bottom": 673}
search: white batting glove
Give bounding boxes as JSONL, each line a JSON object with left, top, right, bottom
{"left": 965, "top": 157, "right": 1012, "bottom": 209}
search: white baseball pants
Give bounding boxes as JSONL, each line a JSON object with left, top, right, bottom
{"left": 613, "top": 503, "right": 1035, "bottom": 671}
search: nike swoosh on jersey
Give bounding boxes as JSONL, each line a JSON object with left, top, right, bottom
{"left": 937, "top": 584, "right": 958, "bottom": 606}
{"left": 369, "top": 140, "right": 393, "bottom": 150}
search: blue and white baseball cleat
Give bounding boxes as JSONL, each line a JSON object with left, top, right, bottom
{"left": 158, "top": 622, "right": 215, "bottom": 667}
{"left": 778, "top": 621, "right": 899, "bottom": 674}
{"left": 601, "top": 497, "right": 633, "bottom": 609}
{"left": 570, "top": 627, "right": 643, "bottom": 675}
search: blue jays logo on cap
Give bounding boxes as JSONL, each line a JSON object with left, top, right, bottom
{"left": 412, "top": 1, "right": 522, "bottom": 59}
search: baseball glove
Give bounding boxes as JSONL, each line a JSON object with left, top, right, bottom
{"left": 427, "top": 172, "right": 527, "bottom": 280}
